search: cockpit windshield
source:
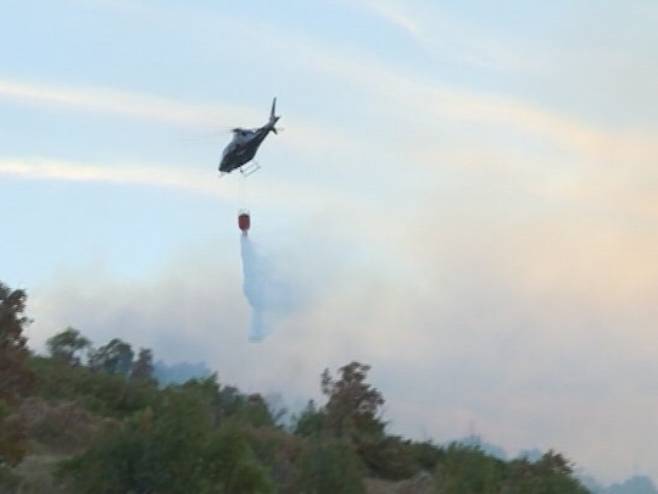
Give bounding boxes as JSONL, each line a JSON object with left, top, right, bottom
{"left": 232, "top": 128, "right": 253, "bottom": 141}
{"left": 222, "top": 140, "right": 237, "bottom": 158}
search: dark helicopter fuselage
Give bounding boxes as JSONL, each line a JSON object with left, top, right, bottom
{"left": 219, "top": 125, "right": 273, "bottom": 173}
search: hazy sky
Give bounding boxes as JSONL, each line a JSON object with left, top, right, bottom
{"left": 2, "top": 0, "right": 658, "bottom": 484}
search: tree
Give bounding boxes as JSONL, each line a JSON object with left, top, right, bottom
{"left": 358, "top": 435, "right": 418, "bottom": 480}
{"left": 434, "top": 445, "right": 589, "bottom": 494}
{"left": 293, "top": 400, "right": 326, "bottom": 437}
{"left": 534, "top": 450, "right": 574, "bottom": 477}
{"left": 0, "top": 282, "right": 33, "bottom": 469}
{"left": 0, "top": 401, "right": 27, "bottom": 468}
{"left": 46, "top": 327, "right": 91, "bottom": 366}
{"left": 297, "top": 437, "right": 365, "bottom": 494}
{"left": 202, "top": 425, "right": 274, "bottom": 493}
{"left": 58, "top": 388, "right": 273, "bottom": 493}
{"left": 241, "top": 394, "right": 275, "bottom": 428}
{"left": 131, "top": 348, "right": 155, "bottom": 382}
{"left": 435, "top": 444, "right": 506, "bottom": 493}
{"left": 319, "top": 363, "right": 421, "bottom": 480}
{"left": 58, "top": 390, "right": 212, "bottom": 493}
{"left": 321, "top": 362, "right": 385, "bottom": 439}
{"left": 0, "top": 283, "right": 33, "bottom": 404}
{"left": 180, "top": 377, "right": 275, "bottom": 428}
{"left": 88, "top": 338, "right": 134, "bottom": 376}
{"left": 512, "top": 450, "right": 589, "bottom": 493}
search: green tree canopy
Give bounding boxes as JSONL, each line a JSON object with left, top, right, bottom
{"left": 131, "top": 348, "right": 155, "bottom": 382}
{"left": 297, "top": 437, "right": 365, "bottom": 494}
{"left": 46, "top": 327, "right": 91, "bottom": 367}
{"left": 321, "top": 362, "right": 385, "bottom": 439}
{"left": 294, "top": 400, "right": 326, "bottom": 437}
{"left": 0, "top": 282, "right": 33, "bottom": 470}
{"left": 58, "top": 387, "right": 273, "bottom": 493}
{"left": 0, "top": 283, "right": 33, "bottom": 404}
{"left": 89, "top": 338, "right": 134, "bottom": 376}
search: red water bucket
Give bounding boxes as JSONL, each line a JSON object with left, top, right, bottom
{"left": 238, "top": 212, "right": 250, "bottom": 233}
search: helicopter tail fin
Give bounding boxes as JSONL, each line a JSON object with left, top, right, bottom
{"left": 269, "top": 97, "right": 280, "bottom": 134}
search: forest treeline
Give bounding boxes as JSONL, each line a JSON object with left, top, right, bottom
{"left": 0, "top": 281, "right": 590, "bottom": 493}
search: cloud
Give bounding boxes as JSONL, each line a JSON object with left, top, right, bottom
{"left": 352, "top": 0, "right": 549, "bottom": 73}
{"left": 0, "top": 157, "right": 368, "bottom": 212}
{"left": 357, "top": 0, "right": 422, "bottom": 38}
{"left": 3, "top": 6, "right": 656, "bottom": 176}
{"left": 184, "top": 9, "right": 654, "bottom": 165}
{"left": 0, "top": 157, "right": 223, "bottom": 195}
{"left": 0, "top": 78, "right": 355, "bottom": 160}
{"left": 33, "top": 1, "right": 656, "bottom": 168}
{"left": 302, "top": 47, "right": 657, "bottom": 161}
{"left": 0, "top": 78, "right": 241, "bottom": 128}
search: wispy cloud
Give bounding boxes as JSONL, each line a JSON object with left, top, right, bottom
{"left": 0, "top": 78, "right": 354, "bottom": 159}
{"left": 0, "top": 78, "right": 246, "bottom": 128}
{"left": 0, "top": 157, "right": 364, "bottom": 210}
{"left": 3, "top": 7, "right": 654, "bottom": 170}
{"left": 357, "top": 0, "right": 422, "bottom": 37}
{"left": 0, "top": 157, "right": 224, "bottom": 195}
{"left": 297, "top": 46, "right": 657, "bottom": 161}
{"left": 42, "top": 0, "right": 656, "bottom": 166}
{"left": 352, "top": 0, "right": 548, "bottom": 72}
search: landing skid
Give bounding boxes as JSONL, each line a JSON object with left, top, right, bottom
{"left": 239, "top": 161, "right": 260, "bottom": 177}
{"left": 217, "top": 161, "right": 260, "bottom": 178}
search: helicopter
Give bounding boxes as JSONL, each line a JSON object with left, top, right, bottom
{"left": 218, "top": 98, "right": 280, "bottom": 176}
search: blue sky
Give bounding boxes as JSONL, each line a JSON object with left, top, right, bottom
{"left": 2, "top": 0, "right": 658, "bottom": 484}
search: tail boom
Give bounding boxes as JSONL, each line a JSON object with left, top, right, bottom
{"left": 269, "top": 97, "right": 280, "bottom": 134}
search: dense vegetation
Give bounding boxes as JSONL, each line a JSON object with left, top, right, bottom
{"left": 0, "top": 281, "right": 590, "bottom": 493}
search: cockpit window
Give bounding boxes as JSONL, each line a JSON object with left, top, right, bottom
{"left": 223, "top": 141, "right": 237, "bottom": 158}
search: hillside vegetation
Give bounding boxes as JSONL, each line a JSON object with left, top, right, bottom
{"left": 0, "top": 281, "right": 590, "bottom": 493}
